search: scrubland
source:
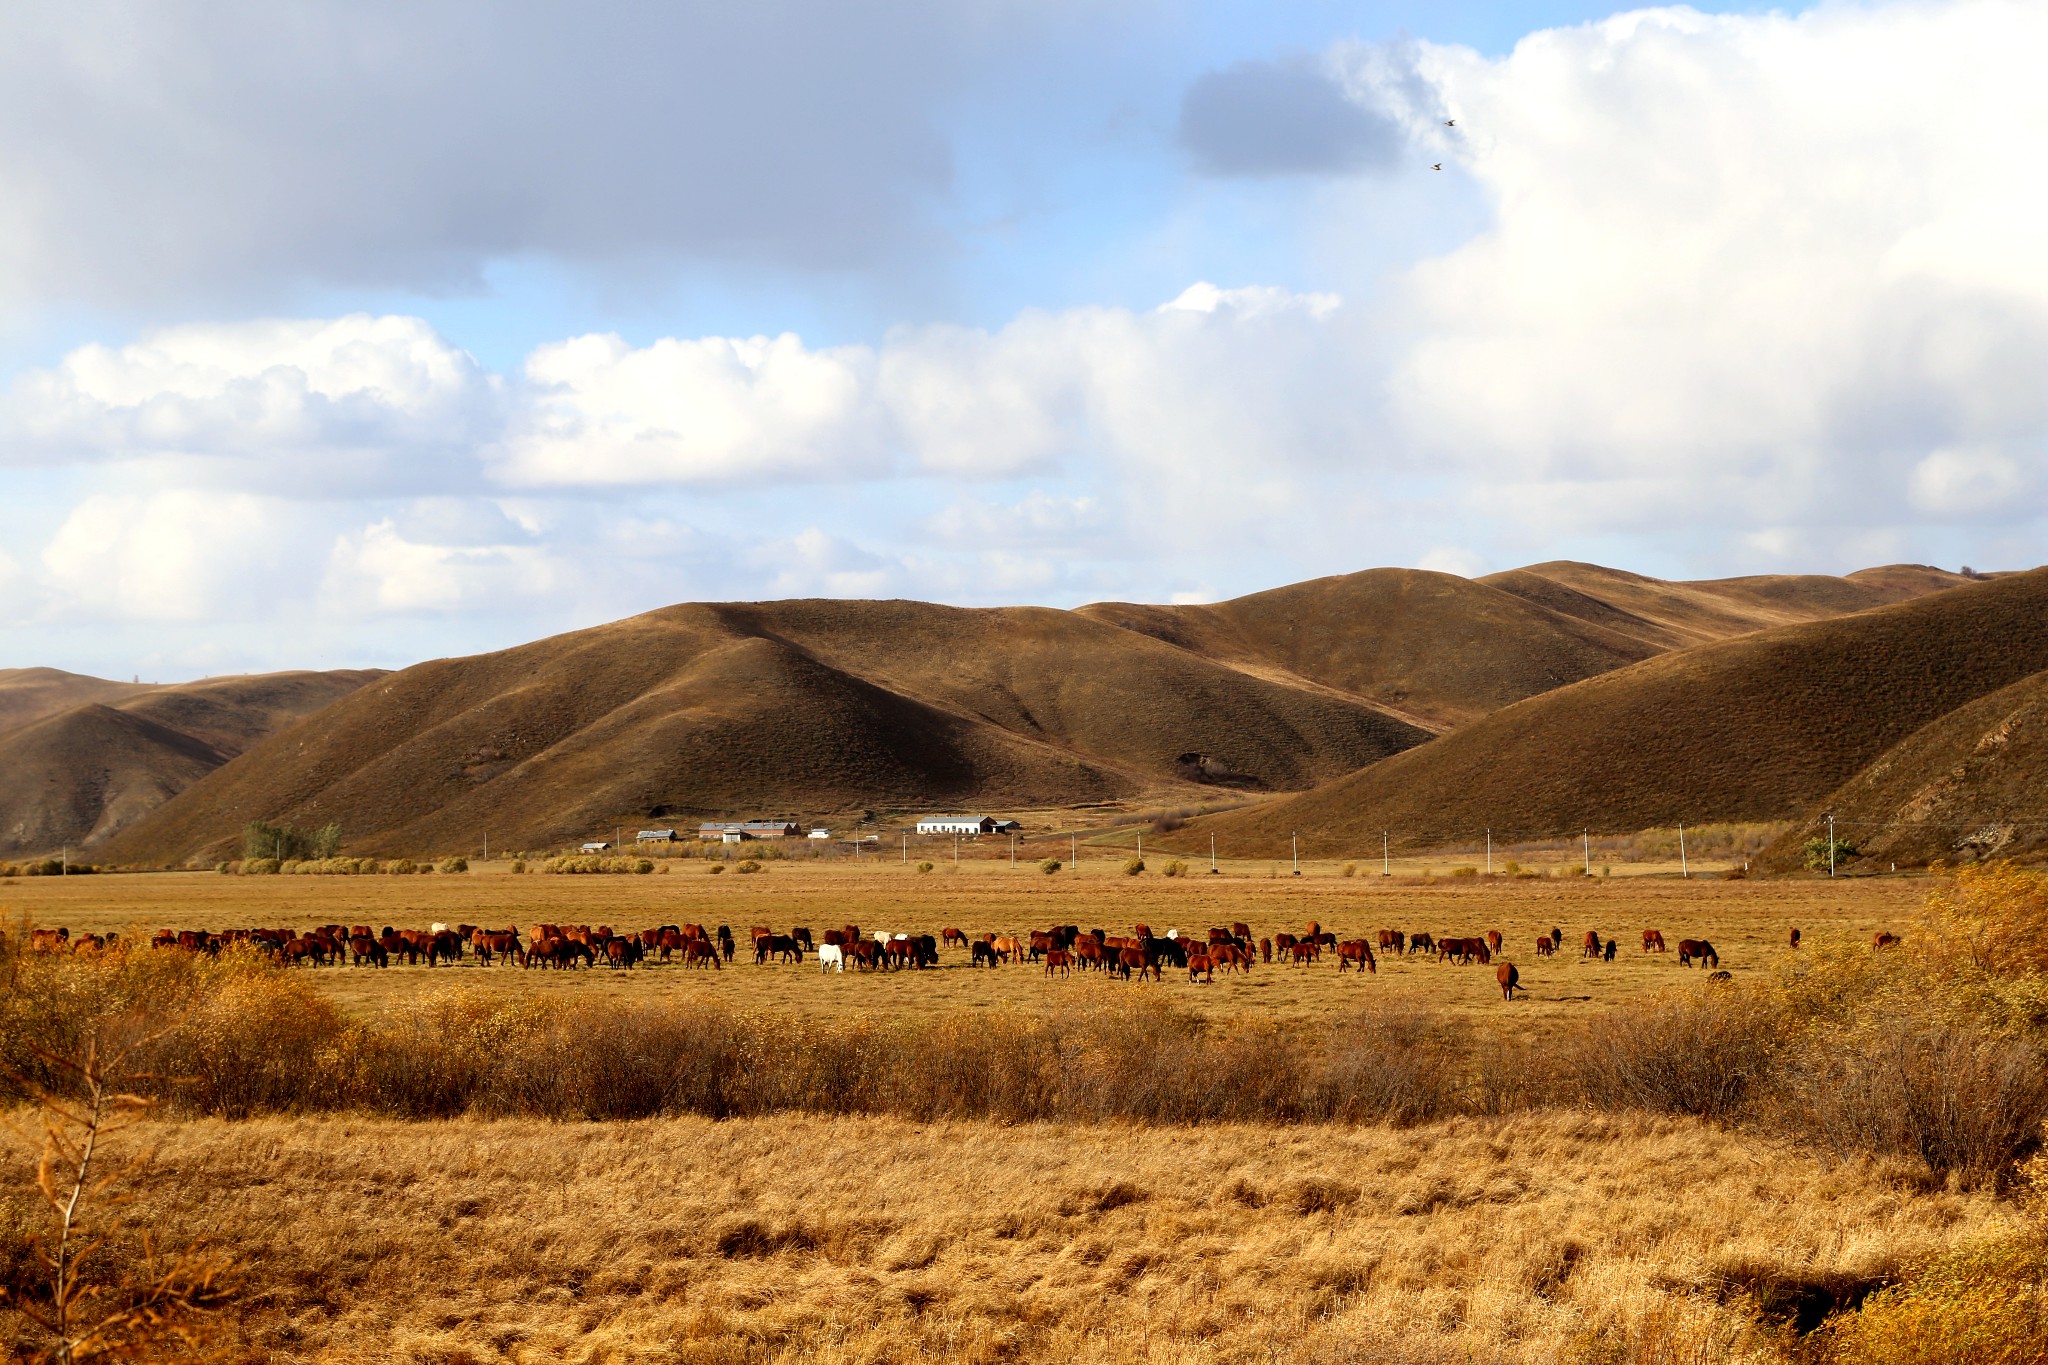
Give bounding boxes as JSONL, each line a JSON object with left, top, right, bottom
{"left": 5, "top": 864, "right": 2048, "bottom": 1363}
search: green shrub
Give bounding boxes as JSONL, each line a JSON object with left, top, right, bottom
{"left": 1341, "top": 862, "right": 1357, "bottom": 877}
{"left": 436, "top": 856, "right": 469, "bottom": 873}
{"left": 1123, "top": 857, "right": 1146, "bottom": 877}
{"left": 735, "top": 859, "right": 762, "bottom": 875}
{"left": 216, "top": 861, "right": 237, "bottom": 875}
{"left": 509, "top": 859, "right": 526, "bottom": 874}
{"left": 1823, "top": 1231, "right": 2048, "bottom": 1364}
{"left": 385, "top": 859, "right": 420, "bottom": 875}
{"left": 915, "top": 861, "right": 935, "bottom": 874}
{"left": 242, "top": 857, "right": 281, "bottom": 876}
{"left": 1805, "top": 834, "right": 1861, "bottom": 872}
{"left": 707, "top": 863, "right": 725, "bottom": 875}
{"left": 1162, "top": 860, "right": 1188, "bottom": 878}
{"left": 1451, "top": 866, "right": 1479, "bottom": 878}
{"left": 1039, "top": 858, "right": 1063, "bottom": 875}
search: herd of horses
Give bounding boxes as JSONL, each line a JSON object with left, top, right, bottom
{"left": 15, "top": 918, "right": 1895, "bottom": 998}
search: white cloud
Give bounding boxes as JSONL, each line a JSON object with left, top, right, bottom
{"left": 1909, "top": 447, "right": 2036, "bottom": 519}
{"left": 1343, "top": 2, "right": 2048, "bottom": 534}
{"left": 40, "top": 491, "right": 322, "bottom": 621}
{"left": 501, "top": 332, "right": 883, "bottom": 486}
{"left": 4, "top": 315, "right": 495, "bottom": 493}
{"left": 323, "top": 517, "right": 564, "bottom": 614}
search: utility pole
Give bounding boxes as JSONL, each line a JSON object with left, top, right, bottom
{"left": 902, "top": 831, "right": 908, "bottom": 864}
{"left": 483, "top": 832, "right": 488, "bottom": 862}
{"left": 1382, "top": 830, "right": 1390, "bottom": 877}
{"left": 61, "top": 845, "right": 67, "bottom": 876}
{"left": 1011, "top": 833, "right": 1016, "bottom": 867}
{"left": 1678, "top": 824, "right": 1688, "bottom": 878}
{"left": 1137, "top": 831, "right": 1143, "bottom": 860}
{"left": 1291, "top": 831, "right": 1299, "bottom": 876}
{"left": 1827, "top": 813, "right": 1836, "bottom": 877}
{"left": 954, "top": 830, "right": 960, "bottom": 868}
{"left": 1210, "top": 834, "right": 1217, "bottom": 875}
{"left": 1485, "top": 828, "right": 1492, "bottom": 875}
{"left": 1583, "top": 829, "right": 1590, "bottom": 876}
{"left": 1072, "top": 834, "right": 1078, "bottom": 868}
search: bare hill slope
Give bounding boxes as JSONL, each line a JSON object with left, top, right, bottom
{"left": 1081, "top": 563, "right": 1965, "bottom": 728}
{"left": 0, "top": 670, "right": 383, "bottom": 857}
{"left": 1758, "top": 668, "right": 2048, "bottom": 871}
{"left": 1185, "top": 569, "right": 2048, "bottom": 858}
{"left": 97, "top": 601, "right": 1430, "bottom": 864}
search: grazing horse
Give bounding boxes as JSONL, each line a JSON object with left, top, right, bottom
{"left": 1231, "top": 922, "right": 1252, "bottom": 941}
{"left": 1407, "top": 932, "right": 1433, "bottom": 957}
{"left": 1336, "top": 940, "right": 1376, "bottom": 974}
{"left": 1497, "top": 962, "right": 1520, "bottom": 1000}
{"left": 1378, "top": 929, "right": 1405, "bottom": 956}
{"left": 993, "top": 935, "right": 1023, "bottom": 963}
{"left": 1259, "top": 938, "right": 1273, "bottom": 964}
{"left": 1288, "top": 941, "right": 1318, "bottom": 966}
{"left": 816, "top": 943, "right": 845, "bottom": 973}
{"left": 1187, "top": 952, "right": 1213, "bottom": 983}
{"left": 1550, "top": 928, "right": 1564, "bottom": 952}
{"left": 1484, "top": 930, "right": 1503, "bottom": 955}
{"left": 1534, "top": 935, "right": 1555, "bottom": 957}
{"left": 1676, "top": 939, "right": 1718, "bottom": 968}
{"left": 1603, "top": 939, "right": 1617, "bottom": 963}
{"left": 1789, "top": 927, "right": 1802, "bottom": 949}
{"left": 1582, "top": 931, "right": 1602, "bottom": 959}
{"left": 1873, "top": 932, "right": 1901, "bottom": 950}
{"left": 683, "top": 940, "right": 721, "bottom": 969}
{"left": 1044, "top": 949, "right": 1072, "bottom": 977}
{"left": 348, "top": 933, "right": 388, "bottom": 967}
{"left": 971, "top": 940, "right": 1002, "bottom": 968}
{"left": 1642, "top": 929, "right": 1667, "bottom": 953}
{"left": 941, "top": 927, "right": 967, "bottom": 951}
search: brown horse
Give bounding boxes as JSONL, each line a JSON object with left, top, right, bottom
{"left": 1642, "top": 929, "right": 1667, "bottom": 953}
{"left": 1789, "top": 927, "right": 1802, "bottom": 949}
{"left": 1534, "top": 936, "right": 1555, "bottom": 957}
{"left": 1336, "top": 940, "right": 1376, "bottom": 974}
{"left": 1676, "top": 939, "right": 1718, "bottom": 968}
{"left": 1497, "top": 962, "right": 1520, "bottom": 1000}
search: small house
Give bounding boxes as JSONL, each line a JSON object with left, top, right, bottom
{"left": 581, "top": 841, "right": 611, "bottom": 852}
{"left": 808, "top": 828, "right": 832, "bottom": 840}
{"left": 636, "top": 829, "right": 677, "bottom": 843}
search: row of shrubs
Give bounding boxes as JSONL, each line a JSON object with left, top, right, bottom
{"left": 215, "top": 856, "right": 468, "bottom": 876}
{"left": 0, "top": 859, "right": 97, "bottom": 877}
{"left": 7, "top": 867, "right": 2048, "bottom": 1189}
{"left": 514, "top": 855, "right": 657, "bottom": 875}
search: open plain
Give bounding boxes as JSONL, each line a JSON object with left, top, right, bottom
{"left": 2, "top": 859, "right": 1917, "bottom": 1027}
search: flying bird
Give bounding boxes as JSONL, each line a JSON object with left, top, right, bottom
{"left": 1431, "top": 163, "right": 1442, "bottom": 171}
{"left": 1445, "top": 119, "right": 1456, "bottom": 126}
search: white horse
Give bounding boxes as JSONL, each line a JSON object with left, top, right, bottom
{"left": 817, "top": 943, "right": 844, "bottom": 973}
{"left": 874, "top": 930, "right": 892, "bottom": 944}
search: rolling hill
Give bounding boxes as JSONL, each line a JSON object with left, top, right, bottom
{"left": 1184, "top": 569, "right": 2048, "bottom": 859}
{"left": 0, "top": 670, "right": 383, "bottom": 857}
{"left": 1079, "top": 563, "right": 1968, "bottom": 728}
{"left": 93, "top": 601, "right": 1433, "bottom": 865}
{"left": 1758, "top": 668, "right": 2048, "bottom": 871}
{"left": 45, "top": 560, "right": 1987, "bottom": 866}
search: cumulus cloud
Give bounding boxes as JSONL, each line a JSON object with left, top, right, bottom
{"left": 1339, "top": 1, "right": 2048, "bottom": 538}
{"left": 1179, "top": 53, "right": 1405, "bottom": 177}
{"left": 494, "top": 282, "right": 1364, "bottom": 499}
{"left": 3, "top": 315, "right": 496, "bottom": 493}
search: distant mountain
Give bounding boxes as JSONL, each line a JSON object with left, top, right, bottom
{"left": 0, "top": 670, "right": 384, "bottom": 856}
{"left": 1184, "top": 569, "right": 2048, "bottom": 859}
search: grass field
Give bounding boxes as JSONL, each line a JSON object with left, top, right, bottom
{"left": 3, "top": 861, "right": 1919, "bottom": 1029}
{"left": 3, "top": 1109, "right": 2015, "bottom": 1365}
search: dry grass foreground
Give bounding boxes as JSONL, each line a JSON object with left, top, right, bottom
{"left": 0, "top": 1109, "right": 2018, "bottom": 1365}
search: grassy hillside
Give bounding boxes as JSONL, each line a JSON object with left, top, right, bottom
{"left": 96, "top": 601, "right": 1428, "bottom": 865}
{"left": 1186, "top": 569, "right": 2048, "bottom": 858}
{"left": 1760, "top": 667, "right": 2048, "bottom": 871}
{"left": 0, "top": 670, "right": 381, "bottom": 857}
{"left": 1083, "top": 562, "right": 1964, "bottom": 728}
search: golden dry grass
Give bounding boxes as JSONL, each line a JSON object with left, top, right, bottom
{"left": 1, "top": 1109, "right": 2017, "bottom": 1365}
{"left": 1, "top": 863, "right": 1920, "bottom": 1029}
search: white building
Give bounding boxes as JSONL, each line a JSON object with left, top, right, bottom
{"left": 916, "top": 816, "right": 1020, "bottom": 836}
{"left": 808, "top": 828, "right": 832, "bottom": 840}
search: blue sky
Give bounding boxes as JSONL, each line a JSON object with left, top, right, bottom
{"left": 0, "top": 0, "right": 2039, "bottom": 679}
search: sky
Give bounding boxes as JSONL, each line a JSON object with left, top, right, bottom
{"left": 1, "top": 0, "right": 2043, "bottom": 679}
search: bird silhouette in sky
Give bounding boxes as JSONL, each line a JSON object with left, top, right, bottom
{"left": 1445, "top": 119, "right": 1456, "bottom": 126}
{"left": 1431, "top": 163, "right": 1442, "bottom": 171}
